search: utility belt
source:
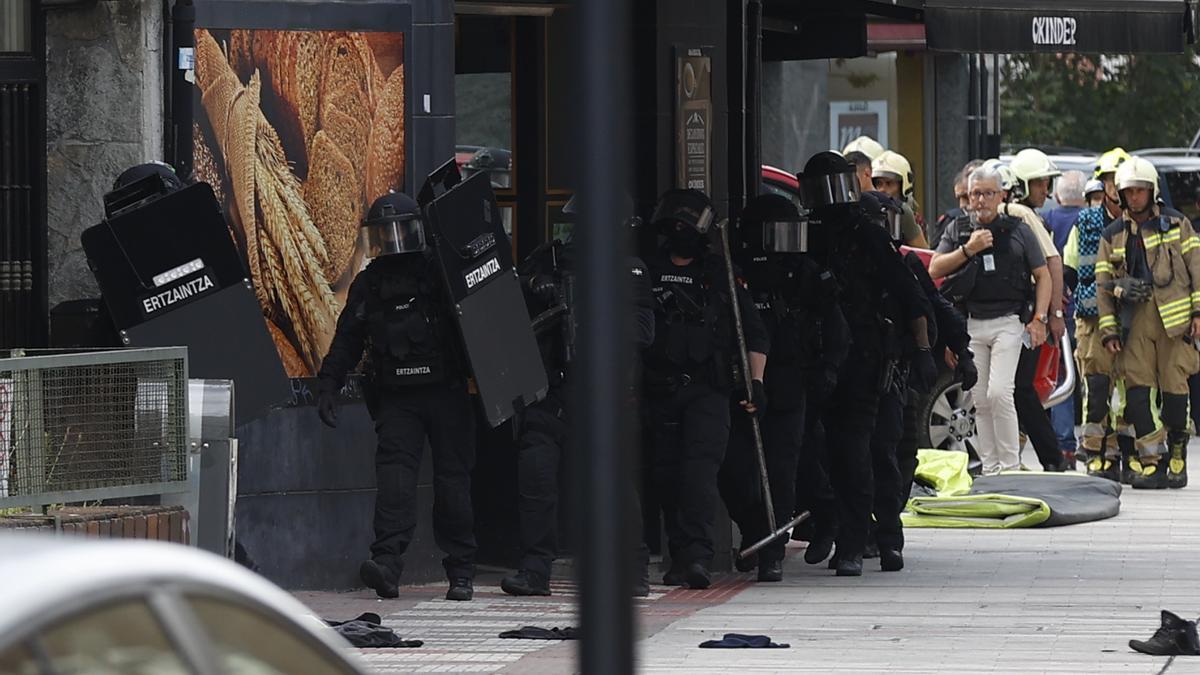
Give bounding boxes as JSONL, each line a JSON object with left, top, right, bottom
{"left": 644, "top": 364, "right": 723, "bottom": 394}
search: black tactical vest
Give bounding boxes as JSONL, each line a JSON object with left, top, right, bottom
{"left": 961, "top": 219, "right": 1034, "bottom": 320}
{"left": 646, "top": 252, "right": 734, "bottom": 389}
{"left": 364, "top": 256, "right": 450, "bottom": 387}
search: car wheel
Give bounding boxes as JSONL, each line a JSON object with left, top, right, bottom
{"left": 917, "top": 371, "right": 980, "bottom": 471}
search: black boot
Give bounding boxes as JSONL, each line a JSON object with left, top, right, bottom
{"left": 757, "top": 559, "right": 783, "bottom": 583}
{"left": 446, "top": 577, "right": 474, "bottom": 601}
{"left": 501, "top": 569, "right": 550, "bottom": 597}
{"left": 805, "top": 535, "right": 834, "bottom": 565}
{"left": 1167, "top": 433, "right": 1189, "bottom": 489}
{"left": 1086, "top": 454, "right": 1120, "bottom": 482}
{"left": 1132, "top": 459, "right": 1169, "bottom": 490}
{"left": 734, "top": 547, "right": 759, "bottom": 573}
{"left": 684, "top": 562, "right": 712, "bottom": 589}
{"left": 835, "top": 554, "right": 863, "bottom": 577}
{"left": 632, "top": 566, "right": 650, "bottom": 597}
{"left": 1120, "top": 435, "right": 1137, "bottom": 485}
{"left": 879, "top": 548, "right": 904, "bottom": 572}
{"left": 1129, "top": 610, "right": 1200, "bottom": 656}
{"left": 360, "top": 559, "right": 400, "bottom": 599}
{"left": 662, "top": 565, "right": 686, "bottom": 586}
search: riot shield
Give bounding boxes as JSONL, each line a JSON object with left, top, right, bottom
{"left": 82, "top": 180, "right": 291, "bottom": 424}
{"left": 420, "top": 162, "right": 548, "bottom": 427}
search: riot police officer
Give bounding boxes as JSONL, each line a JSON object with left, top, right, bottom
{"left": 316, "top": 192, "right": 478, "bottom": 601}
{"left": 501, "top": 197, "right": 656, "bottom": 597}
{"left": 801, "top": 152, "right": 932, "bottom": 576}
{"left": 644, "top": 189, "right": 769, "bottom": 589}
{"left": 862, "top": 190, "right": 974, "bottom": 571}
{"left": 722, "top": 193, "right": 848, "bottom": 582}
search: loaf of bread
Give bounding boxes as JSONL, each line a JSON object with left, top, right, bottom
{"left": 304, "top": 130, "right": 363, "bottom": 281}
{"left": 364, "top": 64, "right": 406, "bottom": 205}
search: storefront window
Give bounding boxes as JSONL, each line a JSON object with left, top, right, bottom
{"left": 455, "top": 16, "right": 514, "bottom": 196}
{"left": 1, "top": 0, "right": 32, "bottom": 53}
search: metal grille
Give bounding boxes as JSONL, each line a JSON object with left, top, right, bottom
{"left": 0, "top": 348, "right": 188, "bottom": 505}
{"left": 1, "top": 82, "right": 37, "bottom": 348}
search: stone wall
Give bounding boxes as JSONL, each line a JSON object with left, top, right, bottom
{"left": 44, "top": 0, "right": 163, "bottom": 309}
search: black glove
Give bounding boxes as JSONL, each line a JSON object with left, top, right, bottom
{"left": 911, "top": 348, "right": 938, "bottom": 393}
{"left": 529, "top": 274, "right": 559, "bottom": 302}
{"left": 955, "top": 350, "right": 979, "bottom": 391}
{"left": 317, "top": 383, "right": 339, "bottom": 429}
{"left": 744, "top": 379, "right": 768, "bottom": 418}
{"left": 1104, "top": 277, "right": 1153, "bottom": 303}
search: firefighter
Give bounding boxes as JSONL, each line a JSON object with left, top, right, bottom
{"left": 870, "top": 150, "right": 930, "bottom": 249}
{"left": 1064, "top": 147, "right": 1132, "bottom": 481}
{"left": 1095, "top": 157, "right": 1200, "bottom": 489}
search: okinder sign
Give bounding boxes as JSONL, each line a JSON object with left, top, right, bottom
{"left": 1032, "top": 16, "right": 1077, "bottom": 46}
{"left": 0, "top": 378, "right": 11, "bottom": 497}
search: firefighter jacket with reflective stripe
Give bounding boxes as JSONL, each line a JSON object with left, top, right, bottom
{"left": 1095, "top": 206, "right": 1200, "bottom": 341}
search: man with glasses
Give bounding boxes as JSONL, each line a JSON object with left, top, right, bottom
{"left": 930, "top": 165, "right": 1052, "bottom": 474}
{"left": 930, "top": 160, "right": 984, "bottom": 255}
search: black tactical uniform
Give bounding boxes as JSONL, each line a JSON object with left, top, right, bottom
{"left": 317, "top": 192, "right": 477, "bottom": 602}
{"left": 800, "top": 153, "right": 931, "bottom": 577}
{"left": 643, "top": 189, "right": 769, "bottom": 589}
{"left": 502, "top": 232, "right": 656, "bottom": 597}
{"left": 720, "top": 194, "right": 849, "bottom": 582}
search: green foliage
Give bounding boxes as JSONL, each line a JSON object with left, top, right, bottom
{"left": 1001, "top": 48, "right": 1200, "bottom": 151}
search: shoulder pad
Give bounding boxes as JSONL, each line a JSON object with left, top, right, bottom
{"left": 1162, "top": 206, "right": 1188, "bottom": 222}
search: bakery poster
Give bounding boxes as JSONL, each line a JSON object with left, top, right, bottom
{"left": 192, "top": 28, "right": 405, "bottom": 376}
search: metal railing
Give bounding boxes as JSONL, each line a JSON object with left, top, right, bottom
{"left": 0, "top": 347, "right": 189, "bottom": 509}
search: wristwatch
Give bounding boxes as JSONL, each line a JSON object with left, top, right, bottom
{"left": 1034, "top": 312, "right": 1048, "bottom": 324}
{"left": 1053, "top": 310, "right": 1064, "bottom": 319}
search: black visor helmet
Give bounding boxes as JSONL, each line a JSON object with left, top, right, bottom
{"left": 799, "top": 151, "right": 861, "bottom": 209}
{"left": 742, "top": 194, "right": 808, "bottom": 253}
{"left": 651, "top": 188, "right": 716, "bottom": 234}
{"left": 361, "top": 191, "right": 426, "bottom": 257}
{"left": 861, "top": 190, "right": 904, "bottom": 242}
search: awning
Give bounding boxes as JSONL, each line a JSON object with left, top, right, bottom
{"left": 925, "top": 0, "right": 1196, "bottom": 54}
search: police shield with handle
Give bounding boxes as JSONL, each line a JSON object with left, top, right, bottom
{"left": 316, "top": 191, "right": 480, "bottom": 603}
{"left": 643, "top": 189, "right": 769, "bottom": 590}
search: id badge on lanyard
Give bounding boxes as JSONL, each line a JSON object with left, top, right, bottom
{"left": 982, "top": 254, "right": 996, "bottom": 273}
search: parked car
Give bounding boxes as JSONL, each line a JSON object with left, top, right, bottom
{"left": 0, "top": 536, "right": 366, "bottom": 675}
{"left": 759, "top": 165, "right": 1074, "bottom": 467}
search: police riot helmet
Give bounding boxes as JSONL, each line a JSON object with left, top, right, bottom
{"left": 742, "top": 193, "right": 808, "bottom": 253}
{"left": 799, "top": 151, "right": 861, "bottom": 210}
{"left": 361, "top": 191, "right": 426, "bottom": 257}
{"left": 112, "top": 161, "right": 185, "bottom": 194}
{"left": 871, "top": 150, "right": 915, "bottom": 198}
{"left": 651, "top": 189, "right": 715, "bottom": 234}
{"left": 861, "top": 190, "right": 904, "bottom": 242}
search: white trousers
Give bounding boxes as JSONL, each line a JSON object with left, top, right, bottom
{"left": 968, "top": 315, "right": 1026, "bottom": 474}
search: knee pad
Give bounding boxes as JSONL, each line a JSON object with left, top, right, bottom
{"left": 1085, "top": 375, "right": 1112, "bottom": 424}
{"left": 1125, "top": 387, "right": 1156, "bottom": 438}
{"left": 1161, "top": 393, "right": 1189, "bottom": 433}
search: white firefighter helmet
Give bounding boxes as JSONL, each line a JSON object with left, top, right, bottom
{"left": 870, "top": 150, "right": 914, "bottom": 197}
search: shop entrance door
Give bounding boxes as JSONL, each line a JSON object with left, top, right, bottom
{"left": 0, "top": 0, "right": 47, "bottom": 348}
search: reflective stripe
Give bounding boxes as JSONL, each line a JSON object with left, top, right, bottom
{"left": 1183, "top": 236, "right": 1200, "bottom": 253}
{"left": 1095, "top": 261, "right": 1114, "bottom": 273}
{"left": 1099, "top": 316, "right": 1118, "bottom": 328}
{"left": 1159, "top": 297, "right": 1191, "bottom": 312}
{"left": 1112, "top": 247, "right": 1126, "bottom": 256}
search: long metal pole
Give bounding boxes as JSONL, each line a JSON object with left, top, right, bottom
{"left": 574, "top": 0, "right": 634, "bottom": 672}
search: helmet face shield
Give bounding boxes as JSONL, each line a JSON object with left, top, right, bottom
{"left": 651, "top": 189, "right": 716, "bottom": 234}
{"left": 361, "top": 216, "right": 426, "bottom": 257}
{"left": 762, "top": 219, "right": 809, "bottom": 253}
{"left": 801, "top": 171, "right": 861, "bottom": 209}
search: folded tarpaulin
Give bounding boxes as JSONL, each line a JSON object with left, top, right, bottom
{"left": 499, "top": 626, "right": 579, "bottom": 640}
{"left": 902, "top": 450, "right": 1122, "bottom": 528}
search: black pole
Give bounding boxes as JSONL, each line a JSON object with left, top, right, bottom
{"left": 573, "top": 0, "right": 634, "bottom": 672}
{"left": 169, "top": 0, "right": 195, "bottom": 177}
{"left": 746, "top": 0, "right": 762, "bottom": 199}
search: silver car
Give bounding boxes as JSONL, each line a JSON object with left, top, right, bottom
{"left": 0, "top": 536, "right": 366, "bottom": 675}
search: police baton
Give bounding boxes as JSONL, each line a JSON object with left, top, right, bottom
{"left": 716, "top": 218, "right": 778, "bottom": 547}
